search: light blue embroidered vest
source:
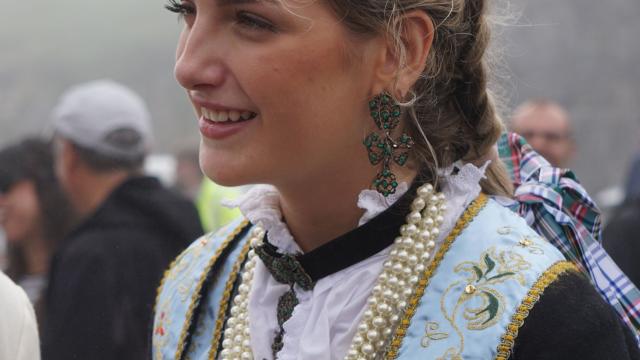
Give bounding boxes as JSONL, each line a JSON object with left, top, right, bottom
{"left": 153, "top": 218, "right": 251, "bottom": 360}
{"left": 152, "top": 196, "right": 575, "bottom": 360}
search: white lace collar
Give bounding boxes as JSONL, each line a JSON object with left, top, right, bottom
{"left": 224, "top": 161, "right": 487, "bottom": 254}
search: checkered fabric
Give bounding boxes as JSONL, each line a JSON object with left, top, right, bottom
{"left": 498, "top": 132, "right": 640, "bottom": 344}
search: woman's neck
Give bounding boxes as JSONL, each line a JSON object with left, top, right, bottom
{"left": 278, "top": 166, "right": 417, "bottom": 253}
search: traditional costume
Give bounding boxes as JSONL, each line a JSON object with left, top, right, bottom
{"left": 153, "top": 156, "right": 639, "bottom": 359}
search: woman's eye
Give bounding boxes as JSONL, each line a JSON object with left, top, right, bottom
{"left": 165, "top": 0, "right": 195, "bottom": 17}
{"left": 235, "top": 11, "right": 277, "bottom": 33}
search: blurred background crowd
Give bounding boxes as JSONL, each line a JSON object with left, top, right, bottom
{"left": 1, "top": 0, "right": 640, "bottom": 358}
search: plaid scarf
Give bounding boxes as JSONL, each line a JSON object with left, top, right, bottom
{"left": 498, "top": 132, "right": 640, "bottom": 344}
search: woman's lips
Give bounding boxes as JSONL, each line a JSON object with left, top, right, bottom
{"left": 198, "top": 115, "right": 254, "bottom": 140}
{"left": 200, "top": 107, "right": 255, "bottom": 122}
{"left": 195, "top": 101, "right": 258, "bottom": 140}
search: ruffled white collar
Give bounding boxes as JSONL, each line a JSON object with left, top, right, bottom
{"left": 225, "top": 161, "right": 487, "bottom": 254}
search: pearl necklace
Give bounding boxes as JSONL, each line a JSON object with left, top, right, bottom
{"left": 220, "top": 183, "right": 446, "bottom": 360}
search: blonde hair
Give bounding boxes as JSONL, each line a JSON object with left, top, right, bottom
{"left": 326, "top": 0, "right": 513, "bottom": 196}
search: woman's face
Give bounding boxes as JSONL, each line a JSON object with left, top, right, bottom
{"left": 173, "top": 0, "right": 382, "bottom": 188}
{"left": 0, "top": 181, "right": 42, "bottom": 244}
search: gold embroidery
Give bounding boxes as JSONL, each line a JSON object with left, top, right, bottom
{"left": 167, "top": 251, "right": 187, "bottom": 281}
{"left": 421, "top": 321, "right": 450, "bottom": 348}
{"left": 154, "top": 245, "right": 192, "bottom": 313}
{"left": 173, "top": 235, "right": 210, "bottom": 280}
{"left": 455, "top": 248, "right": 531, "bottom": 326}
{"left": 207, "top": 237, "right": 253, "bottom": 359}
{"left": 518, "top": 239, "right": 531, "bottom": 247}
{"left": 436, "top": 292, "right": 465, "bottom": 357}
{"left": 173, "top": 220, "right": 250, "bottom": 360}
{"left": 497, "top": 226, "right": 512, "bottom": 235}
{"left": 430, "top": 246, "right": 532, "bottom": 358}
{"left": 385, "top": 193, "right": 488, "bottom": 359}
{"left": 152, "top": 237, "right": 197, "bottom": 360}
{"left": 464, "top": 284, "right": 477, "bottom": 294}
{"left": 495, "top": 261, "right": 577, "bottom": 360}
{"left": 501, "top": 225, "right": 545, "bottom": 256}
{"left": 457, "top": 248, "right": 530, "bottom": 288}
{"left": 178, "top": 284, "right": 191, "bottom": 303}
{"left": 462, "top": 287, "right": 506, "bottom": 330}
{"left": 436, "top": 347, "right": 464, "bottom": 360}
{"left": 517, "top": 236, "right": 545, "bottom": 255}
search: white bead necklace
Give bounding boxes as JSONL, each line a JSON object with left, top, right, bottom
{"left": 219, "top": 183, "right": 446, "bottom": 360}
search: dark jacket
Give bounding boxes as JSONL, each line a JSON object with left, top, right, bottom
{"left": 604, "top": 199, "right": 640, "bottom": 288}
{"left": 42, "top": 176, "right": 203, "bottom": 360}
{"left": 511, "top": 270, "right": 639, "bottom": 359}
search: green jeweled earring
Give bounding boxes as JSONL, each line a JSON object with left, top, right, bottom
{"left": 363, "top": 92, "right": 414, "bottom": 197}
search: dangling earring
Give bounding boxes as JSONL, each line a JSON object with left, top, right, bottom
{"left": 363, "top": 92, "right": 414, "bottom": 197}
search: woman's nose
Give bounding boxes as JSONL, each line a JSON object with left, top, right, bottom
{"left": 174, "top": 20, "right": 227, "bottom": 91}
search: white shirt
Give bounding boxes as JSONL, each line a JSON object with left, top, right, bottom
{"left": 0, "top": 271, "right": 40, "bottom": 360}
{"left": 228, "top": 162, "right": 486, "bottom": 359}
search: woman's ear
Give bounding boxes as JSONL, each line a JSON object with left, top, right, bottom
{"left": 371, "top": 10, "right": 435, "bottom": 98}
{"left": 54, "top": 139, "right": 77, "bottom": 188}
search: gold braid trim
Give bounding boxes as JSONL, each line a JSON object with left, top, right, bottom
{"left": 174, "top": 220, "right": 250, "bottom": 360}
{"left": 208, "top": 235, "right": 253, "bottom": 359}
{"left": 495, "top": 261, "right": 578, "bottom": 360}
{"left": 154, "top": 245, "right": 189, "bottom": 314}
{"left": 385, "top": 193, "right": 489, "bottom": 359}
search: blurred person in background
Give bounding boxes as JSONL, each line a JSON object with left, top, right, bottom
{"left": 0, "top": 228, "right": 6, "bottom": 269}
{"left": 174, "top": 147, "right": 241, "bottom": 232}
{"left": 0, "top": 270, "right": 40, "bottom": 360}
{"left": 604, "top": 146, "right": 640, "bottom": 287}
{"left": 0, "top": 138, "right": 74, "bottom": 317}
{"left": 42, "top": 79, "right": 203, "bottom": 360}
{"left": 604, "top": 197, "right": 640, "bottom": 287}
{"left": 623, "top": 145, "right": 640, "bottom": 202}
{"left": 174, "top": 148, "right": 203, "bottom": 201}
{"left": 510, "top": 99, "right": 575, "bottom": 168}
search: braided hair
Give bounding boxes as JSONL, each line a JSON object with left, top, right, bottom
{"left": 326, "top": 0, "right": 513, "bottom": 196}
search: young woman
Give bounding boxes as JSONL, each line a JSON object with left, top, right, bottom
{"left": 153, "top": 1, "right": 639, "bottom": 359}
{"left": 0, "top": 138, "right": 73, "bottom": 315}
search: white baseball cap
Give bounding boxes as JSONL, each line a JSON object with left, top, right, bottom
{"left": 51, "top": 79, "right": 153, "bottom": 160}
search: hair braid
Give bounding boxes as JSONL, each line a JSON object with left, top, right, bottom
{"left": 451, "top": 0, "right": 512, "bottom": 195}
{"left": 452, "top": 0, "right": 496, "bottom": 158}
{"left": 321, "top": 0, "right": 514, "bottom": 196}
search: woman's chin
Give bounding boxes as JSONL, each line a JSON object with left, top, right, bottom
{"left": 199, "top": 147, "right": 263, "bottom": 187}
{"left": 201, "top": 168, "right": 239, "bottom": 187}
{"left": 200, "top": 162, "right": 254, "bottom": 188}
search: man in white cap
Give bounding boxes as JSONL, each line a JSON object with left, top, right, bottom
{"left": 42, "top": 80, "right": 203, "bottom": 360}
